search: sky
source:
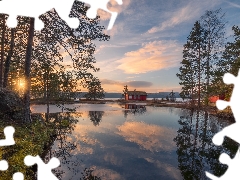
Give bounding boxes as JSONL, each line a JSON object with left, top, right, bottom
{"left": 85, "top": 0, "right": 240, "bottom": 93}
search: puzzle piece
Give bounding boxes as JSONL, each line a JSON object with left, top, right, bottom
{"left": 0, "top": 126, "right": 15, "bottom": 172}
{"left": 0, "top": 0, "right": 79, "bottom": 30}
{"left": 206, "top": 148, "right": 240, "bottom": 179}
{"left": 212, "top": 70, "right": 240, "bottom": 146}
{"left": 0, "top": 0, "right": 122, "bottom": 30}
{"left": 24, "top": 155, "right": 60, "bottom": 180}
{"left": 13, "top": 172, "right": 24, "bottom": 180}
{"left": 80, "top": 0, "right": 123, "bottom": 30}
{"left": 205, "top": 69, "right": 240, "bottom": 179}
{"left": 0, "top": 160, "right": 8, "bottom": 171}
{"left": 0, "top": 126, "right": 15, "bottom": 146}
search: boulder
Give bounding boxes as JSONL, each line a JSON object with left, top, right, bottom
{"left": 0, "top": 88, "right": 25, "bottom": 121}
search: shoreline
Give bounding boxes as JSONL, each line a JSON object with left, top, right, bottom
{"left": 30, "top": 99, "right": 234, "bottom": 121}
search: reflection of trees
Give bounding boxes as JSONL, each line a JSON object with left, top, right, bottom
{"left": 42, "top": 112, "right": 79, "bottom": 179}
{"left": 174, "top": 110, "right": 238, "bottom": 179}
{"left": 88, "top": 111, "right": 104, "bottom": 126}
{"left": 42, "top": 112, "right": 102, "bottom": 180}
{"left": 123, "top": 104, "right": 147, "bottom": 118}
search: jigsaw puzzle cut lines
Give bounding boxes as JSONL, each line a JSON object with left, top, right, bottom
{"left": 206, "top": 69, "right": 240, "bottom": 179}
{"left": 13, "top": 172, "right": 24, "bottom": 180}
{"left": 0, "top": 160, "right": 8, "bottom": 171}
{"left": 80, "top": 0, "right": 123, "bottom": 30}
{"left": 24, "top": 155, "right": 60, "bottom": 180}
{"left": 0, "top": 126, "right": 60, "bottom": 180}
{"left": 0, "top": 126, "right": 15, "bottom": 146}
{"left": 0, "top": 0, "right": 123, "bottom": 30}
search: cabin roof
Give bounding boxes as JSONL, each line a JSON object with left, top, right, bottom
{"left": 127, "top": 91, "right": 147, "bottom": 95}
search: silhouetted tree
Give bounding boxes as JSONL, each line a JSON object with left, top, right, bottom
{"left": 84, "top": 77, "right": 105, "bottom": 100}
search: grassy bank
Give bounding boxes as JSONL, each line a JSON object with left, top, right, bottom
{"left": 0, "top": 120, "right": 56, "bottom": 180}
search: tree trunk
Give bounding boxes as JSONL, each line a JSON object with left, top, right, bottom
{"left": 46, "top": 70, "right": 49, "bottom": 122}
{"left": 198, "top": 46, "right": 201, "bottom": 108}
{"left": 3, "top": 28, "right": 15, "bottom": 88}
{"left": 23, "top": 18, "right": 34, "bottom": 123}
{"left": 206, "top": 37, "right": 210, "bottom": 106}
{"left": 0, "top": 14, "right": 6, "bottom": 88}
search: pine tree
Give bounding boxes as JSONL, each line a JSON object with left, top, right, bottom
{"left": 200, "top": 8, "right": 226, "bottom": 104}
{"left": 212, "top": 26, "right": 240, "bottom": 100}
{"left": 177, "top": 21, "right": 206, "bottom": 107}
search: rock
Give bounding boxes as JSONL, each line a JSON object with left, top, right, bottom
{"left": 0, "top": 88, "right": 25, "bottom": 121}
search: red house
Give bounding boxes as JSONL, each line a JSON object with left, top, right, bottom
{"left": 125, "top": 90, "right": 147, "bottom": 101}
{"left": 209, "top": 94, "right": 225, "bottom": 103}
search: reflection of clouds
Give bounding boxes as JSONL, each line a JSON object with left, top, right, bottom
{"left": 117, "top": 122, "right": 177, "bottom": 152}
{"left": 104, "top": 152, "right": 122, "bottom": 166}
{"left": 92, "top": 166, "right": 125, "bottom": 180}
{"left": 144, "top": 158, "right": 181, "bottom": 180}
{"left": 67, "top": 124, "right": 104, "bottom": 155}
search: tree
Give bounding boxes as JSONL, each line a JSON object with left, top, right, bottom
{"left": 122, "top": 85, "right": 128, "bottom": 99}
{"left": 84, "top": 77, "right": 105, "bottom": 100}
{"left": 0, "top": 14, "right": 6, "bottom": 88}
{"left": 177, "top": 21, "right": 206, "bottom": 107}
{"left": 0, "top": 1, "right": 110, "bottom": 122}
{"left": 212, "top": 25, "right": 240, "bottom": 100}
{"left": 168, "top": 90, "right": 176, "bottom": 102}
{"left": 200, "top": 9, "right": 226, "bottom": 104}
{"left": 23, "top": 17, "right": 34, "bottom": 123}
{"left": 3, "top": 28, "right": 15, "bottom": 88}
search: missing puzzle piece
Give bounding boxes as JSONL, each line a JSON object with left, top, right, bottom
{"left": 0, "top": 160, "right": 8, "bottom": 171}
{"left": 206, "top": 70, "right": 240, "bottom": 179}
{"left": 80, "top": 0, "right": 123, "bottom": 30}
{"left": 0, "top": 0, "right": 123, "bottom": 30}
{"left": 0, "top": 0, "right": 79, "bottom": 30}
{"left": 0, "top": 126, "right": 15, "bottom": 146}
{"left": 206, "top": 148, "right": 240, "bottom": 179}
{"left": 24, "top": 155, "right": 60, "bottom": 180}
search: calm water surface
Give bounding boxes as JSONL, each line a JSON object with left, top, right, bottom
{"left": 31, "top": 103, "right": 238, "bottom": 180}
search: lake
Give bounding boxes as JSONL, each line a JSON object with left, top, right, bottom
{"left": 31, "top": 102, "right": 238, "bottom": 180}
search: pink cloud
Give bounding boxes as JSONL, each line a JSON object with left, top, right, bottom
{"left": 116, "top": 40, "right": 182, "bottom": 74}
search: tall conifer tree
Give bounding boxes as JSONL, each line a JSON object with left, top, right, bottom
{"left": 177, "top": 21, "right": 206, "bottom": 107}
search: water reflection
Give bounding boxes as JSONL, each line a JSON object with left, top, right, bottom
{"left": 88, "top": 111, "right": 104, "bottom": 126}
{"left": 123, "top": 103, "right": 147, "bottom": 118}
{"left": 28, "top": 104, "right": 240, "bottom": 180}
{"left": 174, "top": 109, "right": 239, "bottom": 179}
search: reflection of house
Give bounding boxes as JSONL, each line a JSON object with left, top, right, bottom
{"left": 125, "top": 104, "right": 146, "bottom": 109}
{"left": 125, "top": 90, "right": 147, "bottom": 101}
{"left": 124, "top": 103, "right": 147, "bottom": 118}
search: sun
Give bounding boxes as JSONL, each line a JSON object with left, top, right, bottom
{"left": 19, "top": 79, "right": 25, "bottom": 88}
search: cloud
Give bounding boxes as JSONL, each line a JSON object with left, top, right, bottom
{"left": 101, "top": 79, "right": 123, "bottom": 85}
{"left": 116, "top": 40, "right": 182, "bottom": 74}
{"left": 95, "top": 43, "right": 125, "bottom": 54}
{"left": 101, "top": 79, "right": 153, "bottom": 89}
{"left": 148, "top": 4, "right": 197, "bottom": 34}
{"left": 117, "top": 121, "right": 177, "bottom": 152}
{"left": 225, "top": 1, "right": 240, "bottom": 9}
{"left": 147, "top": 0, "right": 220, "bottom": 34}
{"left": 127, "top": 81, "right": 153, "bottom": 87}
